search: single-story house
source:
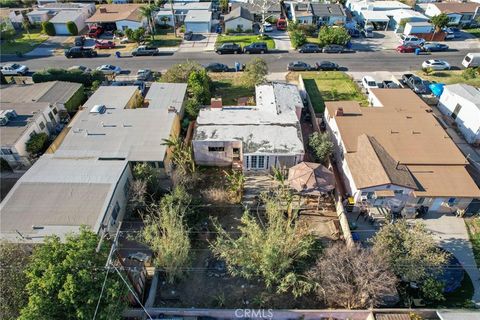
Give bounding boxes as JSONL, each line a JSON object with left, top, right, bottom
{"left": 49, "top": 10, "right": 86, "bottom": 35}
{"left": 311, "top": 3, "right": 347, "bottom": 26}
{"left": 85, "top": 4, "right": 146, "bottom": 31}
{"left": 224, "top": 6, "right": 254, "bottom": 32}
{"left": 231, "top": 2, "right": 282, "bottom": 22}
{"left": 325, "top": 89, "right": 480, "bottom": 214}
{"left": 290, "top": 2, "right": 315, "bottom": 24}
{"left": 389, "top": 9, "right": 429, "bottom": 32}
{"left": 361, "top": 10, "right": 390, "bottom": 29}
{"left": 27, "top": 9, "right": 50, "bottom": 24}
{"left": 438, "top": 84, "right": 480, "bottom": 145}
{"left": 425, "top": 2, "right": 479, "bottom": 26}
{"left": 184, "top": 10, "right": 212, "bottom": 33}
{"left": 193, "top": 83, "right": 305, "bottom": 171}
{"left": 39, "top": 2, "right": 96, "bottom": 20}
{"left": 403, "top": 21, "right": 433, "bottom": 36}
{"left": 156, "top": 2, "right": 212, "bottom": 27}
{"left": 347, "top": 0, "right": 411, "bottom": 14}
{"left": 1, "top": 8, "right": 31, "bottom": 29}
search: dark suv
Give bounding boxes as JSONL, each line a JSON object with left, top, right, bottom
{"left": 64, "top": 46, "right": 97, "bottom": 58}
{"left": 215, "top": 43, "right": 242, "bottom": 54}
{"left": 243, "top": 42, "right": 268, "bottom": 54}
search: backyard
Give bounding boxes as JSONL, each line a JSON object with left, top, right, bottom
{"left": 416, "top": 70, "right": 480, "bottom": 87}
{"left": 287, "top": 71, "right": 368, "bottom": 113}
{"left": 1, "top": 29, "right": 48, "bottom": 55}
{"left": 210, "top": 73, "right": 255, "bottom": 106}
{"left": 216, "top": 34, "right": 275, "bottom": 50}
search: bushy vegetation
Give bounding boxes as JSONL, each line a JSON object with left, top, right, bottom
{"left": 290, "top": 29, "right": 307, "bottom": 49}
{"left": 66, "top": 21, "right": 78, "bottom": 36}
{"left": 241, "top": 58, "right": 268, "bottom": 88}
{"left": 41, "top": 21, "right": 55, "bottom": 36}
{"left": 308, "top": 132, "right": 333, "bottom": 165}
{"left": 26, "top": 132, "right": 48, "bottom": 156}
{"left": 462, "top": 67, "right": 478, "bottom": 80}
{"left": 317, "top": 26, "right": 350, "bottom": 47}
{"left": 32, "top": 68, "right": 105, "bottom": 86}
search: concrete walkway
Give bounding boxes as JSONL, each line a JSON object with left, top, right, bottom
{"left": 178, "top": 33, "right": 217, "bottom": 52}
{"left": 269, "top": 30, "right": 292, "bottom": 51}
{"left": 420, "top": 212, "right": 480, "bottom": 305}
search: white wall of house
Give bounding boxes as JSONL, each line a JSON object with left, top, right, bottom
{"left": 115, "top": 19, "right": 145, "bottom": 31}
{"left": 185, "top": 21, "right": 211, "bottom": 33}
{"left": 53, "top": 15, "right": 86, "bottom": 35}
{"left": 438, "top": 91, "right": 480, "bottom": 144}
{"left": 225, "top": 17, "right": 253, "bottom": 32}
{"left": 27, "top": 12, "right": 49, "bottom": 24}
{"left": 243, "top": 153, "right": 303, "bottom": 171}
{"left": 193, "top": 140, "right": 242, "bottom": 167}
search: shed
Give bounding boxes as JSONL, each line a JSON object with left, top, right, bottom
{"left": 404, "top": 21, "right": 433, "bottom": 35}
{"left": 49, "top": 10, "right": 85, "bottom": 35}
{"left": 184, "top": 10, "right": 212, "bottom": 33}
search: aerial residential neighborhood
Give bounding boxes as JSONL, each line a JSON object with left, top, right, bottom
{"left": 1, "top": 0, "right": 480, "bottom": 319}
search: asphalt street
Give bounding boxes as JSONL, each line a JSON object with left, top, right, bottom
{"left": 1, "top": 49, "right": 472, "bottom": 74}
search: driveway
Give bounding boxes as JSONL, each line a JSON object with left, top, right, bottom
{"left": 24, "top": 36, "right": 70, "bottom": 57}
{"left": 178, "top": 33, "right": 217, "bottom": 52}
{"left": 420, "top": 212, "right": 480, "bottom": 305}
{"left": 351, "top": 31, "right": 400, "bottom": 52}
{"left": 268, "top": 30, "right": 292, "bottom": 51}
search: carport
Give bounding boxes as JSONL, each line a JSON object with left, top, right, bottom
{"left": 361, "top": 10, "right": 389, "bottom": 30}
{"left": 184, "top": 10, "right": 212, "bottom": 33}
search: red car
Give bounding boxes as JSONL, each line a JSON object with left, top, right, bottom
{"left": 88, "top": 26, "right": 103, "bottom": 38}
{"left": 396, "top": 44, "right": 419, "bottom": 53}
{"left": 95, "top": 40, "right": 115, "bottom": 49}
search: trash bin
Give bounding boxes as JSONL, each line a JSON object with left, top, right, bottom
{"left": 235, "top": 61, "right": 241, "bottom": 72}
{"left": 115, "top": 51, "right": 121, "bottom": 58}
{"left": 415, "top": 48, "right": 421, "bottom": 55}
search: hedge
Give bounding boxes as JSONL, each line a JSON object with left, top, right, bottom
{"left": 42, "top": 21, "right": 55, "bottom": 36}
{"left": 32, "top": 69, "right": 105, "bottom": 86}
{"left": 64, "top": 85, "right": 86, "bottom": 113}
{"left": 26, "top": 132, "right": 48, "bottom": 156}
{"left": 66, "top": 21, "right": 78, "bottom": 36}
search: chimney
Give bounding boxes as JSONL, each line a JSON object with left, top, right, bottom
{"left": 99, "top": 7, "right": 107, "bottom": 13}
{"left": 335, "top": 107, "right": 344, "bottom": 116}
{"left": 211, "top": 97, "right": 222, "bottom": 109}
{"left": 168, "top": 106, "right": 177, "bottom": 113}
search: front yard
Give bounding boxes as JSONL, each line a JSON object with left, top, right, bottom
{"left": 466, "top": 217, "right": 480, "bottom": 265}
{"left": 1, "top": 29, "right": 48, "bottom": 55}
{"left": 416, "top": 70, "right": 480, "bottom": 87}
{"left": 149, "top": 27, "right": 182, "bottom": 47}
{"left": 465, "top": 28, "right": 480, "bottom": 38}
{"left": 216, "top": 34, "right": 275, "bottom": 49}
{"left": 288, "top": 71, "right": 368, "bottom": 113}
{"left": 210, "top": 73, "right": 255, "bottom": 106}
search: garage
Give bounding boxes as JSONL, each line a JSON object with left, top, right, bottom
{"left": 50, "top": 10, "right": 86, "bottom": 35}
{"left": 184, "top": 10, "right": 212, "bottom": 33}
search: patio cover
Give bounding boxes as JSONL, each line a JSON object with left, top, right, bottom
{"left": 288, "top": 162, "right": 335, "bottom": 195}
{"left": 361, "top": 10, "right": 390, "bottom": 22}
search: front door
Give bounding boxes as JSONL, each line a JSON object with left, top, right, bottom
{"left": 247, "top": 155, "right": 267, "bottom": 170}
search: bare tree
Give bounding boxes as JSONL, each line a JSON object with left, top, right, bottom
{"left": 308, "top": 243, "right": 397, "bottom": 309}
{"left": 248, "top": 0, "right": 280, "bottom": 33}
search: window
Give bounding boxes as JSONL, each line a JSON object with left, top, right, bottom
{"left": 394, "top": 190, "right": 403, "bottom": 196}
{"left": 29, "top": 131, "right": 36, "bottom": 138}
{"left": 417, "top": 197, "right": 425, "bottom": 205}
{"left": 39, "top": 122, "right": 45, "bottom": 130}
{"left": 52, "top": 107, "right": 58, "bottom": 115}
{"left": 246, "top": 156, "right": 249, "bottom": 169}
{"left": 1, "top": 148, "right": 12, "bottom": 155}
{"left": 208, "top": 146, "right": 224, "bottom": 152}
{"left": 251, "top": 155, "right": 258, "bottom": 168}
{"left": 48, "top": 112, "right": 54, "bottom": 121}
{"left": 111, "top": 202, "right": 120, "bottom": 226}
{"left": 122, "top": 26, "right": 128, "bottom": 31}
{"left": 258, "top": 155, "right": 265, "bottom": 168}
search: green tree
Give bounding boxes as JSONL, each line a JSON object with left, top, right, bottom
{"left": 187, "top": 68, "right": 211, "bottom": 104}
{"left": 139, "top": 4, "right": 156, "bottom": 40}
{"left": 66, "top": 21, "right": 78, "bottom": 35}
{"left": 142, "top": 187, "right": 191, "bottom": 283}
{"left": 219, "top": 0, "right": 229, "bottom": 13}
{"left": 19, "top": 228, "right": 127, "bottom": 320}
{"left": 211, "top": 191, "right": 316, "bottom": 296}
{"left": 26, "top": 132, "right": 48, "bottom": 156}
{"left": 162, "top": 137, "right": 195, "bottom": 182}
{"left": 317, "top": 26, "right": 350, "bottom": 47}
{"left": 41, "top": 21, "right": 55, "bottom": 36}
{"left": 0, "top": 242, "right": 31, "bottom": 320}
{"left": 185, "top": 98, "right": 200, "bottom": 119}
{"left": 308, "top": 132, "right": 333, "bottom": 165}
{"left": 372, "top": 220, "right": 449, "bottom": 284}
{"left": 241, "top": 58, "right": 268, "bottom": 87}
{"left": 125, "top": 27, "right": 145, "bottom": 44}
{"left": 421, "top": 277, "right": 445, "bottom": 303}
{"left": 133, "top": 162, "right": 160, "bottom": 195}
{"left": 290, "top": 29, "right": 307, "bottom": 49}
{"left": 161, "top": 61, "right": 204, "bottom": 83}
{"left": 431, "top": 13, "right": 450, "bottom": 32}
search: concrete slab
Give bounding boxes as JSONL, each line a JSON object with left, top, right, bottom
{"left": 351, "top": 31, "right": 400, "bottom": 52}
{"left": 178, "top": 33, "right": 217, "bottom": 52}
{"left": 268, "top": 30, "right": 292, "bottom": 51}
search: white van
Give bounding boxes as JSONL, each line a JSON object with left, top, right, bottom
{"left": 462, "top": 53, "right": 480, "bottom": 68}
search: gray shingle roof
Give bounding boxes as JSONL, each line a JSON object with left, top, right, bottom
{"left": 225, "top": 6, "right": 253, "bottom": 22}
{"left": 311, "top": 3, "right": 346, "bottom": 17}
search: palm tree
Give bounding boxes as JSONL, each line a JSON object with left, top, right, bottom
{"left": 139, "top": 4, "right": 157, "bottom": 40}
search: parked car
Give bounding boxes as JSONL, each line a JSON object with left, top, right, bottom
{"left": 96, "top": 64, "right": 122, "bottom": 75}
{"left": 74, "top": 36, "right": 85, "bottom": 47}
{"left": 263, "top": 23, "right": 273, "bottom": 32}
{"left": 95, "top": 40, "right": 115, "bottom": 49}
{"left": 136, "top": 69, "right": 152, "bottom": 81}
{"left": 402, "top": 74, "right": 429, "bottom": 94}
{"left": 361, "top": 75, "right": 378, "bottom": 90}
{"left": 215, "top": 43, "right": 242, "bottom": 54}
{"left": 422, "top": 59, "right": 450, "bottom": 70}
{"left": 322, "top": 44, "right": 344, "bottom": 53}
{"left": 204, "top": 63, "right": 230, "bottom": 72}
{"left": 443, "top": 27, "right": 458, "bottom": 40}
{"left": 400, "top": 35, "right": 425, "bottom": 46}
{"left": 276, "top": 18, "right": 287, "bottom": 31}
{"left": 131, "top": 45, "right": 159, "bottom": 56}
{"left": 64, "top": 47, "right": 97, "bottom": 58}
{"left": 243, "top": 42, "right": 268, "bottom": 54}
{"left": 362, "top": 26, "right": 374, "bottom": 38}
{"left": 1, "top": 63, "right": 28, "bottom": 75}
{"left": 183, "top": 31, "right": 193, "bottom": 41}
{"left": 88, "top": 25, "right": 103, "bottom": 38}
{"left": 315, "top": 61, "right": 339, "bottom": 71}
{"left": 462, "top": 52, "right": 480, "bottom": 68}
{"left": 422, "top": 43, "right": 449, "bottom": 52}
{"left": 67, "top": 65, "right": 91, "bottom": 73}
{"left": 298, "top": 43, "right": 321, "bottom": 53}
{"left": 287, "top": 61, "right": 313, "bottom": 71}
{"left": 396, "top": 44, "right": 419, "bottom": 53}
{"left": 348, "top": 28, "right": 361, "bottom": 38}
{"left": 380, "top": 80, "right": 400, "bottom": 88}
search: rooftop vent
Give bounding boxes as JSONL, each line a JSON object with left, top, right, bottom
{"left": 168, "top": 106, "right": 177, "bottom": 113}
{"left": 99, "top": 7, "right": 107, "bottom": 13}
{"left": 335, "top": 107, "right": 344, "bottom": 116}
{"left": 90, "top": 104, "right": 106, "bottom": 114}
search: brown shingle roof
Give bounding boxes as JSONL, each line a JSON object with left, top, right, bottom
{"left": 434, "top": 2, "right": 479, "bottom": 14}
{"left": 85, "top": 4, "right": 143, "bottom": 23}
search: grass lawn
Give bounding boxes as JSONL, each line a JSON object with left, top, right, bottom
{"left": 306, "top": 37, "right": 320, "bottom": 45}
{"left": 149, "top": 28, "right": 182, "bottom": 47}
{"left": 215, "top": 34, "right": 275, "bottom": 49}
{"left": 1, "top": 30, "right": 48, "bottom": 55}
{"left": 210, "top": 73, "right": 255, "bottom": 106}
{"left": 466, "top": 217, "right": 480, "bottom": 265}
{"left": 416, "top": 70, "right": 480, "bottom": 87}
{"left": 465, "top": 28, "right": 480, "bottom": 38}
{"left": 288, "top": 71, "right": 368, "bottom": 113}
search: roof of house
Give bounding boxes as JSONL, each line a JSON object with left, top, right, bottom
{"left": 311, "top": 3, "right": 346, "bottom": 17}
{"left": 26, "top": 9, "right": 49, "bottom": 16}
{"left": 82, "top": 85, "right": 138, "bottom": 110}
{"left": 49, "top": 10, "right": 83, "bottom": 24}
{"left": 144, "top": 82, "right": 187, "bottom": 112}
{"left": 158, "top": 2, "right": 212, "bottom": 12}
{"left": 225, "top": 6, "right": 254, "bottom": 22}
{"left": 85, "top": 4, "right": 143, "bottom": 23}
{"left": 391, "top": 9, "right": 429, "bottom": 21}
{"left": 0, "top": 155, "right": 127, "bottom": 242}
{"left": 184, "top": 10, "right": 212, "bottom": 23}
{"left": 41, "top": 2, "right": 93, "bottom": 9}
{"left": 230, "top": 2, "right": 281, "bottom": 14}
{"left": 361, "top": 10, "right": 390, "bottom": 21}
{"left": 0, "top": 81, "right": 82, "bottom": 105}
{"left": 433, "top": 2, "right": 480, "bottom": 14}
{"left": 443, "top": 83, "right": 480, "bottom": 108}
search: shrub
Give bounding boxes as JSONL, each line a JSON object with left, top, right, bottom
{"left": 308, "top": 132, "right": 333, "bottom": 165}
{"left": 318, "top": 26, "right": 350, "bottom": 47}
{"left": 185, "top": 99, "right": 200, "bottom": 120}
{"left": 290, "top": 30, "right": 307, "bottom": 49}
{"left": 0, "top": 28, "right": 16, "bottom": 41}
{"left": 187, "top": 69, "right": 211, "bottom": 104}
{"left": 0, "top": 158, "right": 12, "bottom": 172}
{"left": 179, "top": 24, "right": 185, "bottom": 33}
{"left": 91, "top": 80, "right": 101, "bottom": 91}
{"left": 226, "top": 28, "right": 235, "bottom": 34}
{"left": 41, "top": 21, "right": 55, "bottom": 36}
{"left": 235, "top": 25, "right": 244, "bottom": 33}
{"left": 462, "top": 67, "right": 478, "bottom": 80}
{"left": 241, "top": 58, "right": 268, "bottom": 87}
{"left": 298, "top": 24, "right": 317, "bottom": 37}
{"left": 26, "top": 132, "right": 48, "bottom": 156}
{"left": 66, "top": 21, "right": 78, "bottom": 35}
{"left": 32, "top": 68, "right": 105, "bottom": 86}
{"left": 287, "top": 21, "right": 299, "bottom": 32}
{"left": 64, "top": 85, "right": 85, "bottom": 113}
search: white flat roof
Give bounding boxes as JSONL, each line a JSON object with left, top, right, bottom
{"left": 362, "top": 10, "right": 390, "bottom": 21}
{"left": 185, "top": 10, "right": 212, "bottom": 22}
{"left": 49, "top": 10, "right": 83, "bottom": 23}
{"left": 83, "top": 86, "right": 139, "bottom": 110}
{"left": 392, "top": 9, "right": 428, "bottom": 20}
{"left": 145, "top": 82, "right": 187, "bottom": 112}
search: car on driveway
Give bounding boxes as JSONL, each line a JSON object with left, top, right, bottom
{"left": 96, "top": 64, "right": 122, "bottom": 75}
{"left": 348, "top": 28, "right": 361, "bottom": 38}
{"left": 204, "top": 63, "right": 230, "bottom": 72}
{"left": 64, "top": 47, "right": 97, "bottom": 58}
{"left": 422, "top": 43, "right": 449, "bottom": 52}
{"left": 315, "top": 61, "right": 339, "bottom": 71}
{"left": 183, "top": 31, "right": 193, "bottom": 41}
{"left": 1, "top": 63, "right": 28, "bottom": 75}
{"left": 361, "top": 76, "right": 378, "bottom": 90}
{"left": 402, "top": 74, "right": 429, "bottom": 94}
{"left": 396, "top": 44, "right": 419, "bottom": 53}
{"left": 95, "top": 40, "right": 115, "bottom": 49}
{"left": 400, "top": 35, "right": 425, "bottom": 46}
{"left": 74, "top": 36, "right": 85, "bottom": 47}
{"left": 67, "top": 65, "right": 91, "bottom": 73}
{"left": 243, "top": 42, "right": 268, "bottom": 54}
{"left": 322, "top": 44, "right": 344, "bottom": 53}
{"left": 298, "top": 43, "right": 321, "bottom": 53}
{"left": 422, "top": 59, "right": 450, "bottom": 70}
{"left": 215, "top": 43, "right": 242, "bottom": 54}
{"left": 263, "top": 23, "right": 273, "bottom": 32}
{"left": 287, "top": 61, "right": 313, "bottom": 71}
{"left": 136, "top": 69, "right": 152, "bottom": 81}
